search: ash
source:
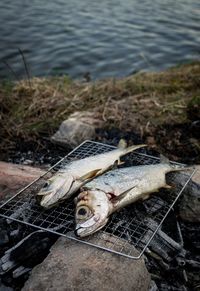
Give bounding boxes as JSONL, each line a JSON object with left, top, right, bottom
{"left": 0, "top": 200, "right": 200, "bottom": 291}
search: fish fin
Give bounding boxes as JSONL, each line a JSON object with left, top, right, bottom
{"left": 121, "top": 144, "right": 147, "bottom": 156}
{"left": 142, "top": 194, "right": 150, "bottom": 201}
{"left": 111, "top": 185, "right": 137, "bottom": 204}
{"left": 112, "top": 159, "right": 125, "bottom": 169}
{"left": 74, "top": 197, "right": 78, "bottom": 204}
{"left": 160, "top": 154, "right": 170, "bottom": 164}
{"left": 100, "top": 160, "right": 123, "bottom": 174}
{"left": 164, "top": 184, "right": 172, "bottom": 189}
{"left": 117, "top": 139, "right": 127, "bottom": 149}
{"left": 78, "top": 169, "right": 102, "bottom": 182}
{"left": 37, "top": 190, "right": 51, "bottom": 196}
{"left": 37, "top": 190, "right": 52, "bottom": 196}
{"left": 112, "top": 159, "right": 119, "bottom": 170}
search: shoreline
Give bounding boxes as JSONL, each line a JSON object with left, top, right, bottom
{"left": 0, "top": 62, "right": 199, "bottom": 163}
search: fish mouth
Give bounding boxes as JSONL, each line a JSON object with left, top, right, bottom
{"left": 74, "top": 219, "right": 109, "bottom": 238}
{"left": 74, "top": 228, "right": 81, "bottom": 237}
{"left": 74, "top": 226, "right": 100, "bottom": 238}
{"left": 36, "top": 194, "right": 42, "bottom": 204}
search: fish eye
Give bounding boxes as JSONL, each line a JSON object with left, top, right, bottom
{"left": 78, "top": 208, "right": 87, "bottom": 216}
{"left": 43, "top": 182, "right": 49, "bottom": 188}
{"left": 76, "top": 206, "right": 91, "bottom": 218}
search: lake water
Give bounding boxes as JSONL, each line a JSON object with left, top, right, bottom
{"left": 0, "top": 0, "right": 199, "bottom": 80}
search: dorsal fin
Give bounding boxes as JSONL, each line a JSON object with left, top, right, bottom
{"left": 118, "top": 139, "right": 146, "bottom": 156}
{"left": 117, "top": 139, "right": 127, "bottom": 149}
{"left": 160, "top": 154, "right": 169, "bottom": 164}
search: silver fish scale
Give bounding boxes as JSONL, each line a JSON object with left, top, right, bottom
{"left": 0, "top": 140, "right": 196, "bottom": 259}
{"left": 85, "top": 164, "right": 171, "bottom": 196}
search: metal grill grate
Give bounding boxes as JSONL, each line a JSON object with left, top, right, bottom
{"left": 0, "top": 140, "right": 195, "bottom": 259}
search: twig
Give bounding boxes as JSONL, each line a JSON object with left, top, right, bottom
{"left": 2, "top": 59, "right": 19, "bottom": 81}
{"left": 102, "top": 96, "right": 111, "bottom": 121}
{"left": 18, "top": 48, "right": 32, "bottom": 88}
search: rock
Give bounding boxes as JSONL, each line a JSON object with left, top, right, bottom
{"left": 149, "top": 281, "right": 158, "bottom": 291}
{"left": 174, "top": 168, "right": 200, "bottom": 223}
{"left": 0, "top": 162, "right": 48, "bottom": 202}
{"left": 22, "top": 233, "right": 150, "bottom": 291}
{"left": 192, "top": 165, "right": 200, "bottom": 184}
{"left": 51, "top": 111, "right": 104, "bottom": 147}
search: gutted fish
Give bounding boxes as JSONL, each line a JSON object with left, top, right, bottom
{"left": 75, "top": 162, "right": 189, "bottom": 237}
{"left": 37, "top": 141, "right": 146, "bottom": 208}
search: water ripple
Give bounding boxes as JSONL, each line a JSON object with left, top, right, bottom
{"left": 0, "top": 0, "right": 199, "bottom": 80}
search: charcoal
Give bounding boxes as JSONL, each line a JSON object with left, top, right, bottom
{"left": 185, "top": 259, "right": 200, "bottom": 269}
{"left": 0, "top": 230, "right": 57, "bottom": 275}
{"left": 0, "top": 279, "right": 13, "bottom": 291}
{"left": 157, "top": 283, "right": 187, "bottom": 291}
{"left": 142, "top": 196, "right": 167, "bottom": 215}
{"left": 0, "top": 219, "right": 9, "bottom": 247}
{"left": 9, "top": 229, "right": 20, "bottom": 239}
{"left": 186, "top": 270, "right": 200, "bottom": 290}
{"left": 0, "top": 230, "right": 9, "bottom": 247}
{"left": 12, "top": 266, "right": 31, "bottom": 278}
{"left": 180, "top": 222, "right": 200, "bottom": 251}
{"left": 6, "top": 200, "right": 35, "bottom": 224}
{"left": 141, "top": 218, "right": 185, "bottom": 262}
{"left": 0, "top": 140, "right": 199, "bottom": 291}
{"left": 145, "top": 249, "right": 170, "bottom": 270}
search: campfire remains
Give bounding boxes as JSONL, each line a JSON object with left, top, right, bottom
{"left": 0, "top": 141, "right": 199, "bottom": 290}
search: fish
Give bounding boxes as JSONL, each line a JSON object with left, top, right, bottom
{"left": 75, "top": 161, "right": 190, "bottom": 237}
{"left": 37, "top": 140, "right": 146, "bottom": 208}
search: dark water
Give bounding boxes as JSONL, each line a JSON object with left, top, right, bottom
{"left": 0, "top": 0, "right": 199, "bottom": 80}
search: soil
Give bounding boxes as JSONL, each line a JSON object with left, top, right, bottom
{"left": 0, "top": 119, "right": 199, "bottom": 166}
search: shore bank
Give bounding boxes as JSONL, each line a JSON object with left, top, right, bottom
{"left": 0, "top": 62, "right": 199, "bottom": 163}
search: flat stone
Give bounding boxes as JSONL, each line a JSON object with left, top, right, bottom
{"left": 22, "top": 233, "right": 150, "bottom": 291}
{"left": 51, "top": 111, "right": 104, "bottom": 147}
{"left": 0, "top": 162, "right": 48, "bottom": 201}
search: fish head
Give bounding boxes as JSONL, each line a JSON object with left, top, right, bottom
{"left": 75, "top": 190, "right": 111, "bottom": 237}
{"left": 37, "top": 173, "right": 75, "bottom": 208}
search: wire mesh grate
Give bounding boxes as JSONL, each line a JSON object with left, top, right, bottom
{"left": 0, "top": 140, "right": 195, "bottom": 259}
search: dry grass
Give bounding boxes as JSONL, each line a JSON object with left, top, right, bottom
{"left": 0, "top": 62, "right": 200, "bottom": 151}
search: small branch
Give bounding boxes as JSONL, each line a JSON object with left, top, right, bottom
{"left": 2, "top": 59, "right": 19, "bottom": 81}
{"left": 18, "top": 48, "right": 32, "bottom": 88}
